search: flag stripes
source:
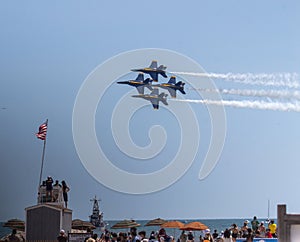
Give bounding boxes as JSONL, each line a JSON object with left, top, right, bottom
{"left": 36, "top": 121, "right": 48, "bottom": 140}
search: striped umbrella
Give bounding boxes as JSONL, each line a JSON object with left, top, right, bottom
{"left": 145, "top": 218, "right": 167, "bottom": 227}
{"left": 161, "top": 220, "right": 185, "bottom": 238}
{"left": 111, "top": 220, "right": 141, "bottom": 229}
{"left": 3, "top": 219, "right": 25, "bottom": 231}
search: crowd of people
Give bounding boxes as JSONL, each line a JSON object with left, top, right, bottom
{"left": 190, "top": 216, "right": 277, "bottom": 242}
{"left": 58, "top": 217, "right": 277, "bottom": 242}
{"left": 39, "top": 176, "right": 70, "bottom": 207}
{"left": 78, "top": 227, "right": 176, "bottom": 242}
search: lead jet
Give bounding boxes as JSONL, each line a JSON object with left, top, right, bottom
{"left": 117, "top": 73, "right": 153, "bottom": 94}
{"left": 131, "top": 60, "right": 167, "bottom": 82}
{"left": 153, "top": 76, "right": 186, "bottom": 98}
{"left": 131, "top": 88, "right": 168, "bottom": 109}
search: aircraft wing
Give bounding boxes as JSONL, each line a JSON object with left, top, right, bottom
{"left": 150, "top": 88, "right": 159, "bottom": 96}
{"left": 166, "top": 88, "right": 176, "bottom": 98}
{"left": 149, "top": 72, "right": 159, "bottom": 82}
{"left": 150, "top": 99, "right": 159, "bottom": 109}
{"left": 136, "top": 86, "right": 144, "bottom": 94}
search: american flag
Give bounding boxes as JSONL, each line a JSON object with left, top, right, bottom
{"left": 36, "top": 120, "right": 48, "bottom": 140}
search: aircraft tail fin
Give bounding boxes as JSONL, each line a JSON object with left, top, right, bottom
{"left": 168, "top": 76, "right": 176, "bottom": 84}
{"left": 159, "top": 93, "right": 168, "bottom": 106}
{"left": 158, "top": 65, "right": 167, "bottom": 71}
{"left": 135, "top": 73, "right": 144, "bottom": 82}
{"left": 144, "top": 78, "right": 153, "bottom": 91}
{"left": 176, "top": 81, "right": 186, "bottom": 94}
{"left": 144, "top": 78, "right": 152, "bottom": 84}
{"left": 149, "top": 60, "right": 158, "bottom": 69}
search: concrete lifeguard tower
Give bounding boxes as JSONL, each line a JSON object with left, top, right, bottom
{"left": 25, "top": 184, "right": 72, "bottom": 241}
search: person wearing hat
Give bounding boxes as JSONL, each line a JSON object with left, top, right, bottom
{"left": 203, "top": 229, "right": 213, "bottom": 242}
{"left": 57, "top": 229, "right": 67, "bottom": 242}
{"left": 258, "top": 222, "right": 266, "bottom": 237}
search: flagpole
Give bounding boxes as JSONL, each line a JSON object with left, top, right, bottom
{"left": 38, "top": 137, "right": 47, "bottom": 186}
{"left": 38, "top": 119, "right": 48, "bottom": 187}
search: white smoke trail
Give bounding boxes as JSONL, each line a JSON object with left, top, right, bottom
{"left": 173, "top": 99, "right": 300, "bottom": 112}
{"left": 172, "top": 72, "right": 300, "bottom": 88}
{"left": 193, "top": 88, "right": 300, "bottom": 100}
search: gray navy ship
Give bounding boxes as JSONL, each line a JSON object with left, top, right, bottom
{"left": 89, "top": 196, "right": 106, "bottom": 231}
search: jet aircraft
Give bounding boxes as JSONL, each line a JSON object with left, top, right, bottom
{"left": 117, "top": 73, "right": 153, "bottom": 94}
{"left": 152, "top": 76, "right": 186, "bottom": 98}
{"left": 131, "top": 88, "right": 168, "bottom": 109}
{"left": 131, "top": 60, "right": 167, "bottom": 82}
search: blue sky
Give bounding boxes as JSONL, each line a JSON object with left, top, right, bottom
{"left": 1, "top": 1, "right": 300, "bottom": 222}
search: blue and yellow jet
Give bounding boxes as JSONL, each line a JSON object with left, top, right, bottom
{"left": 153, "top": 76, "right": 186, "bottom": 98}
{"left": 131, "top": 88, "right": 168, "bottom": 109}
{"left": 117, "top": 73, "right": 153, "bottom": 94}
{"left": 131, "top": 60, "right": 167, "bottom": 82}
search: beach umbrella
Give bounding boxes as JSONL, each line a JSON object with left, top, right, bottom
{"left": 3, "top": 219, "right": 25, "bottom": 231}
{"left": 72, "top": 219, "right": 96, "bottom": 230}
{"left": 161, "top": 220, "right": 184, "bottom": 229}
{"left": 111, "top": 220, "right": 141, "bottom": 229}
{"left": 180, "top": 221, "right": 208, "bottom": 231}
{"left": 145, "top": 218, "right": 167, "bottom": 227}
{"left": 161, "top": 220, "right": 184, "bottom": 238}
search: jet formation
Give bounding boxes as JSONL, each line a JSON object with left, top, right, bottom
{"left": 117, "top": 61, "right": 186, "bottom": 109}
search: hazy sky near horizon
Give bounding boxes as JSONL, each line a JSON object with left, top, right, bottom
{"left": 1, "top": 1, "right": 300, "bottom": 222}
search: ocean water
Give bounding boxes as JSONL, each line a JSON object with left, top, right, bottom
{"left": 0, "top": 222, "right": 11, "bottom": 238}
{"left": 0, "top": 218, "right": 276, "bottom": 239}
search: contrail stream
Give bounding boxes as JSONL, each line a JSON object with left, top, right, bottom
{"left": 172, "top": 99, "right": 300, "bottom": 112}
{"left": 171, "top": 72, "right": 300, "bottom": 88}
{"left": 192, "top": 88, "right": 300, "bottom": 100}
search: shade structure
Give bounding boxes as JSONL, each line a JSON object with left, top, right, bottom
{"left": 111, "top": 220, "right": 140, "bottom": 229}
{"left": 161, "top": 220, "right": 184, "bottom": 229}
{"left": 161, "top": 220, "right": 185, "bottom": 239}
{"left": 3, "top": 219, "right": 25, "bottom": 231}
{"left": 180, "top": 221, "right": 208, "bottom": 231}
{"left": 145, "top": 218, "right": 167, "bottom": 227}
{"left": 72, "top": 219, "right": 96, "bottom": 230}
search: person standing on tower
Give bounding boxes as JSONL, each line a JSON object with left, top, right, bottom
{"left": 61, "top": 180, "right": 70, "bottom": 207}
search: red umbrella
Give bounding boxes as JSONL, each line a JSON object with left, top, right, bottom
{"left": 161, "top": 221, "right": 184, "bottom": 229}
{"left": 161, "top": 220, "right": 185, "bottom": 238}
{"left": 180, "top": 221, "right": 208, "bottom": 231}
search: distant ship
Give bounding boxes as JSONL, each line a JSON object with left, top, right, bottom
{"left": 89, "top": 196, "right": 106, "bottom": 231}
